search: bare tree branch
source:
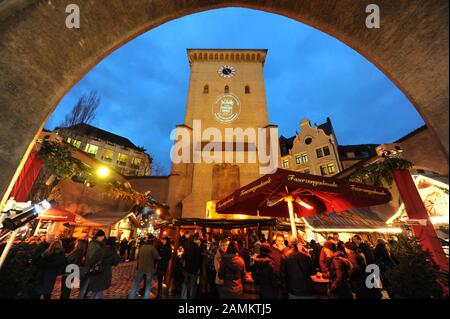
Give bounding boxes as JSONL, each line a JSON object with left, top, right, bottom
{"left": 61, "top": 90, "right": 101, "bottom": 128}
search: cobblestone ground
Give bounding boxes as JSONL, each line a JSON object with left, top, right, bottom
{"left": 50, "top": 261, "right": 387, "bottom": 299}
{"left": 51, "top": 261, "right": 159, "bottom": 299}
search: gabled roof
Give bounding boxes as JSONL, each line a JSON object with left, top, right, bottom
{"left": 64, "top": 123, "right": 144, "bottom": 152}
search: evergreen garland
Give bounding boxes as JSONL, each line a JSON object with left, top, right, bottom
{"left": 348, "top": 157, "right": 413, "bottom": 186}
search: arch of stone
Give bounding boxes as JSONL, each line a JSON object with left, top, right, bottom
{"left": 0, "top": 0, "right": 448, "bottom": 206}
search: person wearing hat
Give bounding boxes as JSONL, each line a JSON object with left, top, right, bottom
{"left": 319, "top": 240, "right": 336, "bottom": 279}
{"left": 250, "top": 242, "right": 278, "bottom": 299}
{"left": 78, "top": 230, "right": 106, "bottom": 299}
{"left": 345, "top": 241, "right": 382, "bottom": 299}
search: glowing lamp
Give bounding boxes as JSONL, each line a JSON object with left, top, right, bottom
{"left": 97, "top": 166, "right": 110, "bottom": 178}
{"left": 295, "top": 198, "right": 314, "bottom": 210}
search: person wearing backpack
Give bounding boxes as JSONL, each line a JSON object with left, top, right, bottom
{"left": 280, "top": 236, "right": 315, "bottom": 299}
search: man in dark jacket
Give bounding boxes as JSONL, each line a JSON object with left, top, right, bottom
{"left": 156, "top": 236, "right": 172, "bottom": 298}
{"left": 129, "top": 236, "right": 160, "bottom": 299}
{"left": 205, "top": 235, "right": 220, "bottom": 298}
{"left": 251, "top": 243, "right": 278, "bottom": 299}
{"left": 345, "top": 242, "right": 381, "bottom": 299}
{"left": 181, "top": 234, "right": 201, "bottom": 299}
{"left": 78, "top": 230, "right": 105, "bottom": 299}
{"left": 268, "top": 233, "right": 288, "bottom": 298}
{"left": 353, "top": 235, "right": 376, "bottom": 265}
{"left": 89, "top": 237, "right": 120, "bottom": 299}
{"left": 280, "top": 237, "right": 314, "bottom": 299}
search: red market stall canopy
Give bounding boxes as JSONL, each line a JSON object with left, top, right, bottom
{"left": 216, "top": 169, "right": 392, "bottom": 237}
{"left": 37, "top": 207, "right": 98, "bottom": 225}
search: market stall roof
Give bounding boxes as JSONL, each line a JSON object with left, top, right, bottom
{"left": 164, "top": 218, "right": 303, "bottom": 230}
{"left": 216, "top": 168, "right": 392, "bottom": 218}
{"left": 303, "top": 207, "right": 391, "bottom": 231}
{"left": 80, "top": 211, "right": 131, "bottom": 226}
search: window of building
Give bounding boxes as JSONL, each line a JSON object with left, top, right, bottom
{"left": 84, "top": 144, "right": 99, "bottom": 156}
{"left": 224, "top": 85, "right": 230, "bottom": 94}
{"left": 320, "top": 163, "right": 336, "bottom": 176}
{"left": 203, "top": 85, "right": 209, "bottom": 94}
{"left": 302, "top": 168, "right": 311, "bottom": 174}
{"left": 131, "top": 157, "right": 142, "bottom": 168}
{"left": 316, "top": 148, "right": 323, "bottom": 158}
{"left": 323, "top": 146, "right": 330, "bottom": 156}
{"left": 282, "top": 159, "right": 289, "bottom": 168}
{"left": 327, "top": 163, "right": 335, "bottom": 174}
{"left": 305, "top": 137, "right": 313, "bottom": 145}
{"left": 295, "top": 153, "right": 308, "bottom": 165}
{"left": 117, "top": 153, "right": 128, "bottom": 166}
{"left": 245, "top": 85, "right": 251, "bottom": 94}
{"left": 102, "top": 149, "right": 114, "bottom": 162}
{"left": 67, "top": 137, "right": 72, "bottom": 144}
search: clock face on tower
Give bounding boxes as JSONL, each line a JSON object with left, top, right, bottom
{"left": 218, "top": 65, "right": 236, "bottom": 78}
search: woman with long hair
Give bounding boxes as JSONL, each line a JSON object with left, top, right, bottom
{"left": 34, "top": 240, "right": 66, "bottom": 299}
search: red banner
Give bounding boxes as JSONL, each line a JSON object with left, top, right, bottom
{"left": 9, "top": 152, "right": 43, "bottom": 202}
{"left": 392, "top": 169, "right": 448, "bottom": 273}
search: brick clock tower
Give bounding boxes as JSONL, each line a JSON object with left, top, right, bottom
{"left": 168, "top": 49, "right": 278, "bottom": 218}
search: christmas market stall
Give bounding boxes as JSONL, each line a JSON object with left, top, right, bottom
{"left": 215, "top": 168, "right": 393, "bottom": 237}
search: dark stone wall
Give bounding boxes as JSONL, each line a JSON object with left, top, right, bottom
{"left": 0, "top": 0, "right": 448, "bottom": 206}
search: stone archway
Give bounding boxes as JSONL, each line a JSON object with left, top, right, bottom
{"left": 0, "top": 0, "right": 448, "bottom": 205}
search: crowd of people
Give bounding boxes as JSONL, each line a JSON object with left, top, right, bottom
{"left": 1, "top": 229, "right": 398, "bottom": 299}
{"left": 174, "top": 231, "right": 397, "bottom": 299}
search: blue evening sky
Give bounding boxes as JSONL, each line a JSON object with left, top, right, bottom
{"left": 45, "top": 8, "right": 424, "bottom": 174}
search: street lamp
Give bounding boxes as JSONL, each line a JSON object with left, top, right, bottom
{"left": 97, "top": 166, "right": 110, "bottom": 178}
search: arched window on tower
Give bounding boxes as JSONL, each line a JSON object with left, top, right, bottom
{"left": 224, "top": 85, "right": 230, "bottom": 94}
{"left": 245, "top": 85, "right": 251, "bottom": 94}
{"left": 203, "top": 84, "right": 209, "bottom": 94}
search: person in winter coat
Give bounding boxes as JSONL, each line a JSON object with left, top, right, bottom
{"left": 267, "top": 233, "right": 288, "bottom": 298}
{"left": 251, "top": 243, "right": 279, "bottom": 299}
{"left": 34, "top": 240, "right": 66, "bottom": 299}
{"left": 119, "top": 238, "right": 128, "bottom": 260}
{"left": 129, "top": 237, "right": 160, "bottom": 299}
{"left": 280, "top": 237, "right": 314, "bottom": 299}
{"left": 78, "top": 230, "right": 105, "bottom": 299}
{"left": 181, "top": 234, "right": 202, "bottom": 299}
{"left": 374, "top": 238, "right": 396, "bottom": 298}
{"left": 329, "top": 251, "right": 353, "bottom": 299}
{"left": 218, "top": 241, "right": 246, "bottom": 299}
{"left": 205, "top": 235, "right": 220, "bottom": 298}
{"left": 319, "top": 241, "right": 336, "bottom": 278}
{"left": 60, "top": 239, "right": 87, "bottom": 299}
{"left": 345, "top": 242, "right": 381, "bottom": 299}
{"left": 353, "top": 235, "right": 376, "bottom": 265}
{"left": 89, "top": 237, "right": 120, "bottom": 299}
{"left": 156, "top": 236, "right": 172, "bottom": 298}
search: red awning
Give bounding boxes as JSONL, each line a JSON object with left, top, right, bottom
{"left": 38, "top": 207, "right": 99, "bottom": 226}
{"left": 216, "top": 168, "right": 392, "bottom": 218}
{"left": 9, "top": 152, "right": 43, "bottom": 202}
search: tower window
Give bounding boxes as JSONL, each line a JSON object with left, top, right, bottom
{"left": 245, "top": 85, "right": 251, "bottom": 94}
{"left": 203, "top": 85, "right": 209, "bottom": 94}
{"left": 224, "top": 85, "right": 230, "bottom": 94}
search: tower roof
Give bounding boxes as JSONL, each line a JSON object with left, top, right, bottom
{"left": 187, "top": 49, "right": 268, "bottom": 65}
